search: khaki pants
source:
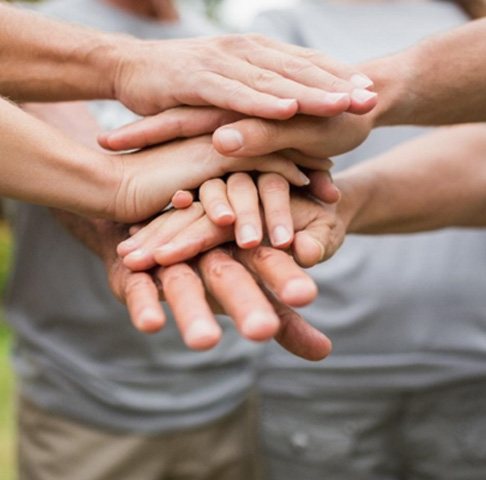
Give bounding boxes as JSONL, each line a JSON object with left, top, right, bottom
{"left": 19, "top": 396, "right": 262, "bottom": 480}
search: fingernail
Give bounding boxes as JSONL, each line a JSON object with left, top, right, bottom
{"left": 298, "top": 171, "right": 311, "bottom": 186}
{"left": 351, "top": 89, "right": 378, "bottom": 104}
{"left": 239, "top": 224, "right": 260, "bottom": 246}
{"left": 125, "top": 249, "right": 148, "bottom": 263}
{"left": 281, "top": 278, "right": 318, "bottom": 305}
{"left": 213, "top": 204, "right": 234, "bottom": 222}
{"left": 215, "top": 128, "right": 244, "bottom": 152}
{"left": 277, "top": 98, "right": 298, "bottom": 109}
{"left": 185, "top": 319, "right": 221, "bottom": 349}
{"left": 138, "top": 308, "right": 161, "bottom": 331}
{"left": 241, "top": 312, "right": 279, "bottom": 340}
{"left": 272, "top": 225, "right": 292, "bottom": 247}
{"left": 118, "top": 238, "right": 138, "bottom": 254}
{"left": 324, "top": 92, "right": 349, "bottom": 105}
{"left": 350, "top": 73, "right": 374, "bottom": 89}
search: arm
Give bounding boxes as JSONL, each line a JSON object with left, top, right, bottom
{"left": 365, "top": 17, "right": 486, "bottom": 126}
{"left": 6, "top": 98, "right": 321, "bottom": 222}
{"left": 0, "top": 2, "right": 373, "bottom": 118}
{"left": 102, "top": 17, "right": 486, "bottom": 155}
{"left": 330, "top": 124, "right": 486, "bottom": 233}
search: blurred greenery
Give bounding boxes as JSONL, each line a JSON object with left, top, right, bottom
{"left": 0, "top": 222, "right": 15, "bottom": 480}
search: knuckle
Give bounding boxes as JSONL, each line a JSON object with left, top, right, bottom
{"left": 202, "top": 252, "right": 241, "bottom": 280}
{"left": 252, "top": 245, "right": 279, "bottom": 264}
{"left": 246, "top": 119, "right": 277, "bottom": 142}
{"left": 252, "top": 69, "right": 278, "bottom": 89}
{"left": 163, "top": 266, "right": 197, "bottom": 288}
{"left": 126, "top": 274, "right": 153, "bottom": 294}
{"left": 259, "top": 174, "right": 289, "bottom": 194}
{"left": 281, "top": 57, "right": 313, "bottom": 77}
{"left": 228, "top": 172, "right": 252, "bottom": 187}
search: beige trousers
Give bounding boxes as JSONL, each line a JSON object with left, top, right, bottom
{"left": 18, "top": 396, "right": 262, "bottom": 480}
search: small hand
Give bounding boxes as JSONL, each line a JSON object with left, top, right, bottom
{"left": 118, "top": 174, "right": 345, "bottom": 272}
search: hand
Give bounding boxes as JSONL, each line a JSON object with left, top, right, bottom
{"left": 167, "top": 170, "right": 340, "bottom": 250}
{"left": 112, "top": 33, "right": 377, "bottom": 121}
{"left": 99, "top": 106, "right": 374, "bottom": 159}
{"left": 118, "top": 174, "right": 346, "bottom": 272}
{"left": 107, "top": 231, "right": 332, "bottom": 361}
{"left": 108, "top": 134, "right": 332, "bottom": 223}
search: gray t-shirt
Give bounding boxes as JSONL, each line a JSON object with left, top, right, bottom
{"left": 255, "top": 0, "right": 486, "bottom": 396}
{"left": 5, "top": 0, "right": 262, "bottom": 433}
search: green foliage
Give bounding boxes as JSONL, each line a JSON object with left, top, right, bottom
{"left": 0, "top": 223, "right": 14, "bottom": 480}
{"left": 0, "top": 223, "right": 12, "bottom": 296}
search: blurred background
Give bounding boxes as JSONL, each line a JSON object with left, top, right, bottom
{"left": 0, "top": 1, "right": 296, "bottom": 478}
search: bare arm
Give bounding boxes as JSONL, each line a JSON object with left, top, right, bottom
{"left": 366, "top": 17, "right": 486, "bottom": 127}
{"left": 0, "top": 2, "right": 372, "bottom": 118}
{"left": 1, "top": 98, "right": 117, "bottom": 216}
{"left": 331, "top": 124, "right": 486, "bottom": 234}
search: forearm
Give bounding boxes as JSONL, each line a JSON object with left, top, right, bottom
{"left": 336, "top": 124, "right": 486, "bottom": 233}
{"left": 51, "top": 209, "right": 125, "bottom": 264}
{"left": 0, "top": 2, "right": 123, "bottom": 102}
{"left": 364, "top": 18, "right": 486, "bottom": 127}
{"left": 0, "top": 97, "right": 118, "bottom": 216}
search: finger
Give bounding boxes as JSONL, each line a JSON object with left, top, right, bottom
{"left": 252, "top": 36, "right": 377, "bottom": 114}
{"left": 235, "top": 246, "right": 317, "bottom": 308}
{"left": 129, "top": 224, "right": 145, "bottom": 236}
{"left": 213, "top": 116, "right": 325, "bottom": 157}
{"left": 159, "top": 264, "right": 222, "bottom": 350}
{"left": 213, "top": 113, "right": 368, "bottom": 159}
{"left": 223, "top": 152, "right": 310, "bottom": 187}
{"left": 269, "top": 296, "right": 333, "bottom": 361}
{"left": 171, "top": 190, "right": 194, "bottom": 209}
{"left": 195, "top": 71, "right": 299, "bottom": 120}
{"left": 98, "top": 107, "right": 243, "bottom": 151}
{"left": 220, "top": 58, "right": 351, "bottom": 117}
{"left": 257, "top": 173, "right": 293, "bottom": 248}
{"left": 307, "top": 170, "right": 341, "bottom": 204}
{"left": 153, "top": 216, "right": 234, "bottom": 266}
{"left": 119, "top": 204, "right": 205, "bottom": 271}
{"left": 199, "top": 179, "right": 235, "bottom": 226}
{"left": 292, "top": 230, "right": 328, "bottom": 268}
{"left": 198, "top": 249, "right": 280, "bottom": 342}
{"left": 282, "top": 150, "right": 334, "bottom": 172}
{"left": 124, "top": 271, "right": 167, "bottom": 334}
{"left": 227, "top": 173, "right": 262, "bottom": 249}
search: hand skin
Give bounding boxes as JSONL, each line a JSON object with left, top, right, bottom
{"left": 14, "top": 100, "right": 321, "bottom": 223}
{"left": 51, "top": 208, "right": 332, "bottom": 361}
{"left": 0, "top": 3, "right": 372, "bottom": 119}
{"left": 26, "top": 100, "right": 332, "bottom": 360}
{"left": 118, "top": 192, "right": 345, "bottom": 273}
{"left": 100, "top": 17, "right": 486, "bottom": 157}
{"left": 171, "top": 170, "right": 339, "bottom": 251}
{"left": 326, "top": 124, "right": 486, "bottom": 234}
{"left": 119, "top": 124, "right": 486, "bottom": 273}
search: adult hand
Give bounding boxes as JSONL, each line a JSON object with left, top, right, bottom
{"left": 107, "top": 230, "right": 331, "bottom": 361}
{"left": 108, "top": 134, "right": 333, "bottom": 223}
{"left": 112, "top": 33, "right": 377, "bottom": 121}
{"left": 99, "top": 106, "right": 374, "bottom": 159}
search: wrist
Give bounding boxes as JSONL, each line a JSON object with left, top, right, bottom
{"left": 360, "top": 46, "right": 419, "bottom": 128}
{"left": 92, "top": 32, "right": 137, "bottom": 102}
{"left": 334, "top": 169, "right": 377, "bottom": 234}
